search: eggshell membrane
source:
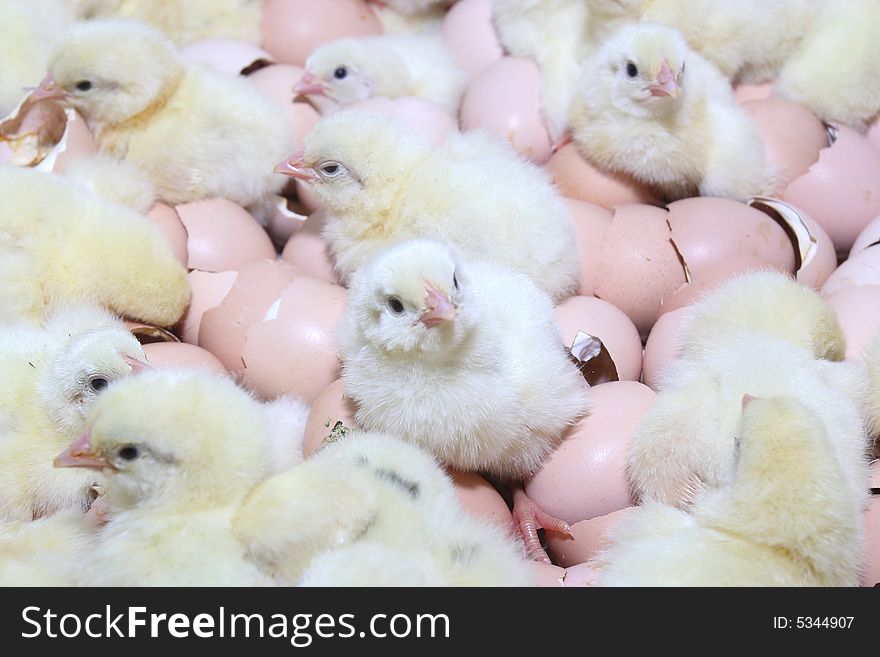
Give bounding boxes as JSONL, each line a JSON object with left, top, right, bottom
{"left": 441, "top": 0, "right": 503, "bottom": 80}
{"left": 239, "top": 275, "right": 347, "bottom": 403}
{"left": 850, "top": 214, "right": 880, "bottom": 256}
{"left": 448, "top": 471, "right": 515, "bottom": 534}
{"left": 303, "top": 379, "right": 358, "bottom": 458}
{"left": 741, "top": 98, "right": 827, "bottom": 183}
{"left": 176, "top": 198, "right": 276, "bottom": 272}
{"left": 547, "top": 144, "right": 660, "bottom": 209}
{"left": 265, "top": 194, "right": 308, "bottom": 246}
{"left": 733, "top": 82, "right": 773, "bottom": 105}
{"left": 246, "top": 64, "right": 321, "bottom": 151}
{"left": 528, "top": 562, "right": 566, "bottom": 587}
{"left": 821, "top": 246, "right": 880, "bottom": 296}
{"left": 546, "top": 507, "right": 636, "bottom": 568}
{"left": 563, "top": 562, "right": 602, "bottom": 587}
{"left": 555, "top": 296, "right": 642, "bottom": 382}
{"left": 198, "top": 259, "right": 301, "bottom": 370}
{"left": 526, "top": 381, "right": 654, "bottom": 525}
{"left": 281, "top": 210, "right": 340, "bottom": 284}
{"left": 861, "top": 461, "right": 880, "bottom": 587}
{"left": 143, "top": 342, "right": 228, "bottom": 375}
{"left": 145, "top": 203, "right": 189, "bottom": 267}
{"left": 180, "top": 269, "right": 238, "bottom": 345}
{"left": 566, "top": 199, "right": 613, "bottom": 297}
{"left": 459, "top": 57, "right": 552, "bottom": 164}
{"left": 783, "top": 125, "right": 880, "bottom": 253}
{"left": 349, "top": 97, "right": 457, "bottom": 149}
{"left": 641, "top": 306, "right": 689, "bottom": 391}
{"left": 260, "top": 0, "right": 382, "bottom": 67}
{"left": 593, "top": 204, "right": 687, "bottom": 337}
{"left": 180, "top": 39, "right": 274, "bottom": 76}
{"left": 823, "top": 285, "right": 880, "bottom": 360}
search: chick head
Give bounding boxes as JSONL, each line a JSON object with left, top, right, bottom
{"left": 346, "top": 239, "right": 473, "bottom": 356}
{"left": 297, "top": 40, "right": 375, "bottom": 108}
{"left": 594, "top": 22, "right": 688, "bottom": 118}
{"left": 54, "top": 371, "right": 271, "bottom": 510}
{"left": 276, "top": 110, "right": 430, "bottom": 219}
{"left": 46, "top": 20, "right": 185, "bottom": 126}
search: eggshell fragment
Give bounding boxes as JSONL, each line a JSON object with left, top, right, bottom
{"left": 246, "top": 64, "right": 321, "bottom": 151}
{"left": 563, "top": 562, "right": 602, "bottom": 587}
{"left": 125, "top": 322, "right": 179, "bottom": 344}
{"left": 180, "top": 38, "right": 274, "bottom": 76}
{"left": 349, "top": 97, "right": 457, "bottom": 149}
{"left": 850, "top": 214, "right": 880, "bottom": 256}
{"left": 265, "top": 194, "right": 309, "bottom": 247}
{"left": 547, "top": 144, "right": 660, "bottom": 209}
{"left": 527, "top": 562, "right": 566, "bottom": 587}
{"left": 566, "top": 199, "right": 613, "bottom": 297}
{"left": 526, "top": 381, "right": 654, "bottom": 525}
{"left": 546, "top": 507, "right": 635, "bottom": 568}
{"left": 142, "top": 342, "right": 228, "bottom": 375}
{"left": 868, "top": 117, "right": 880, "bottom": 151}
{"left": 176, "top": 198, "right": 276, "bottom": 272}
{"left": 303, "top": 379, "right": 358, "bottom": 458}
{"left": 821, "top": 246, "right": 880, "bottom": 296}
{"left": 180, "top": 269, "right": 238, "bottom": 345}
{"left": 441, "top": 0, "right": 503, "bottom": 80}
{"left": 449, "top": 471, "right": 515, "bottom": 533}
{"left": 823, "top": 285, "right": 880, "bottom": 360}
{"left": 641, "top": 306, "right": 689, "bottom": 391}
{"left": 145, "top": 203, "right": 189, "bottom": 267}
{"left": 862, "top": 461, "right": 880, "bottom": 587}
{"left": 260, "top": 0, "right": 382, "bottom": 67}
{"left": 280, "top": 210, "right": 340, "bottom": 284}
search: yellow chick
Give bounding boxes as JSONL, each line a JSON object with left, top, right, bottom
{"left": 0, "top": 165, "right": 189, "bottom": 326}
{"left": 865, "top": 332, "right": 880, "bottom": 449}
{"left": 60, "top": 153, "right": 157, "bottom": 214}
{"left": 41, "top": 20, "right": 293, "bottom": 216}
{"left": 600, "top": 396, "right": 864, "bottom": 586}
{"left": 569, "top": 22, "right": 778, "bottom": 201}
{"left": 0, "top": 303, "right": 147, "bottom": 521}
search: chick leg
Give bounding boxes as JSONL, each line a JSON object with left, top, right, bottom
{"left": 512, "top": 487, "right": 573, "bottom": 564}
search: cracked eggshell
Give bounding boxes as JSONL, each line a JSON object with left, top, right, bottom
{"left": 641, "top": 306, "right": 689, "bottom": 391}
{"left": 593, "top": 204, "right": 687, "bottom": 337}
{"left": 564, "top": 562, "right": 602, "bottom": 587}
{"left": 555, "top": 296, "right": 642, "bottom": 382}
{"left": 448, "top": 471, "right": 514, "bottom": 534}
{"left": 176, "top": 198, "right": 276, "bottom": 272}
{"left": 567, "top": 199, "right": 613, "bottom": 296}
{"left": 526, "top": 381, "right": 653, "bottom": 526}
{"left": 180, "top": 39, "right": 274, "bottom": 76}
{"left": 783, "top": 124, "right": 880, "bottom": 253}
{"left": 198, "top": 259, "right": 301, "bottom": 371}
{"left": 545, "top": 507, "right": 636, "bottom": 568}
{"left": 442, "top": 0, "right": 502, "bottom": 80}
{"left": 824, "top": 285, "right": 880, "bottom": 360}
{"left": 180, "top": 269, "right": 238, "bottom": 345}
{"left": 547, "top": 144, "right": 659, "bottom": 209}
{"left": 459, "top": 57, "right": 552, "bottom": 164}
{"left": 862, "top": 461, "right": 880, "bottom": 587}
{"left": 281, "top": 210, "right": 340, "bottom": 284}
{"left": 246, "top": 64, "right": 320, "bottom": 151}
{"left": 145, "top": 203, "right": 188, "bottom": 267}
{"left": 265, "top": 194, "right": 309, "bottom": 247}
{"left": 850, "top": 215, "right": 880, "bottom": 256}
{"left": 528, "top": 562, "right": 566, "bottom": 587}
{"left": 303, "top": 379, "right": 357, "bottom": 458}
{"left": 821, "top": 246, "right": 880, "bottom": 296}
{"left": 142, "top": 342, "right": 228, "bottom": 375}
{"left": 260, "top": 0, "right": 382, "bottom": 67}
{"left": 349, "top": 97, "right": 457, "bottom": 149}
{"left": 239, "top": 275, "right": 346, "bottom": 403}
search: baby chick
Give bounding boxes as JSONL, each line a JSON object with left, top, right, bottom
{"left": 600, "top": 396, "right": 864, "bottom": 586}
{"left": 0, "top": 303, "right": 146, "bottom": 521}
{"left": 277, "top": 110, "right": 580, "bottom": 301}
{"left": 569, "top": 22, "right": 778, "bottom": 202}
{"left": 338, "top": 239, "right": 590, "bottom": 558}
{"left": 296, "top": 35, "right": 467, "bottom": 114}
{"left": 41, "top": 20, "right": 293, "bottom": 215}
{"left": 0, "top": 166, "right": 189, "bottom": 326}
{"left": 865, "top": 333, "right": 880, "bottom": 450}
{"left": 54, "top": 370, "right": 278, "bottom": 586}
{"left": 60, "top": 153, "right": 157, "bottom": 214}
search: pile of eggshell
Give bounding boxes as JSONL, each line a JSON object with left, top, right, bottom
{"left": 2, "top": 0, "right": 878, "bottom": 587}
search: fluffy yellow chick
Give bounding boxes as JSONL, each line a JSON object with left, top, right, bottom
{"left": 296, "top": 35, "right": 467, "bottom": 115}
{"left": 0, "top": 166, "right": 189, "bottom": 326}
{"left": 234, "top": 431, "right": 533, "bottom": 586}
{"left": 865, "top": 333, "right": 880, "bottom": 449}
{"left": 277, "top": 110, "right": 580, "bottom": 301}
{"left": 60, "top": 153, "right": 157, "bottom": 214}
{"left": 41, "top": 20, "right": 293, "bottom": 215}
{"left": 54, "top": 369, "right": 278, "bottom": 586}
{"left": 0, "top": 303, "right": 146, "bottom": 521}
{"left": 569, "top": 22, "right": 778, "bottom": 201}
{"left": 600, "top": 396, "right": 864, "bottom": 586}
{"left": 366, "top": 0, "right": 449, "bottom": 35}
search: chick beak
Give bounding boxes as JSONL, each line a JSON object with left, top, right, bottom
{"left": 274, "top": 153, "right": 318, "bottom": 182}
{"left": 54, "top": 430, "right": 110, "bottom": 470}
{"left": 649, "top": 59, "right": 680, "bottom": 98}
{"left": 741, "top": 393, "right": 757, "bottom": 410}
{"left": 420, "top": 284, "right": 457, "bottom": 328}
{"left": 29, "top": 74, "right": 67, "bottom": 101}
{"left": 123, "top": 355, "right": 149, "bottom": 373}
{"left": 293, "top": 72, "right": 328, "bottom": 97}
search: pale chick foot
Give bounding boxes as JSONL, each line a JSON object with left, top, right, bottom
{"left": 512, "top": 487, "right": 573, "bottom": 564}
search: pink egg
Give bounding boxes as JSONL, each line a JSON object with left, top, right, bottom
{"left": 239, "top": 275, "right": 347, "bottom": 403}
{"left": 546, "top": 144, "right": 659, "bottom": 209}
{"left": 783, "top": 124, "right": 880, "bottom": 253}
{"left": 176, "top": 198, "right": 276, "bottom": 272}
{"left": 280, "top": 210, "right": 340, "bottom": 284}
{"left": 528, "top": 562, "right": 566, "bottom": 587}
{"left": 459, "top": 57, "right": 552, "bottom": 164}
{"left": 442, "top": 0, "right": 503, "bottom": 80}
{"left": 821, "top": 246, "right": 880, "bottom": 296}
{"left": 448, "top": 471, "right": 515, "bottom": 534}
{"left": 143, "top": 342, "right": 228, "bottom": 375}
{"left": 566, "top": 199, "right": 613, "bottom": 296}
{"left": 145, "top": 203, "right": 189, "bottom": 267}
{"left": 180, "top": 269, "right": 238, "bottom": 345}
{"left": 862, "top": 461, "right": 880, "bottom": 587}
{"left": 545, "top": 507, "right": 636, "bottom": 568}
{"left": 302, "top": 379, "right": 358, "bottom": 458}
{"left": 641, "top": 306, "right": 689, "bottom": 391}
{"left": 246, "top": 64, "right": 321, "bottom": 151}
{"left": 264, "top": 194, "right": 309, "bottom": 246}
{"left": 563, "top": 562, "right": 602, "bottom": 587}
{"left": 733, "top": 82, "right": 773, "bottom": 105}
{"left": 260, "top": 0, "right": 382, "bottom": 67}
{"left": 180, "top": 38, "right": 274, "bottom": 76}
{"left": 850, "top": 214, "right": 880, "bottom": 256}
{"left": 555, "top": 296, "right": 643, "bottom": 382}
{"left": 526, "top": 381, "right": 654, "bottom": 525}
{"left": 593, "top": 204, "right": 688, "bottom": 337}
{"left": 349, "top": 97, "right": 457, "bottom": 149}
{"left": 868, "top": 116, "right": 880, "bottom": 151}
{"left": 824, "top": 285, "right": 880, "bottom": 360}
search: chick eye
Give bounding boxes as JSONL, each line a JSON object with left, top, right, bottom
{"left": 452, "top": 273, "right": 459, "bottom": 291}
{"left": 75, "top": 80, "right": 93, "bottom": 92}
{"left": 321, "top": 163, "right": 340, "bottom": 176}
{"left": 386, "top": 296, "right": 405, "bottom": 315}
{"left": 625, "top": 61, "right": 638, "bottom": 78}
{"left": 89, "top": 376, "right": 109, "bottom": 392}
{"left": 334, "top": 66, "right": 348, "bottom": 80}
{"left": 117, "top": 445, "right": 139, "bottom": 461}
